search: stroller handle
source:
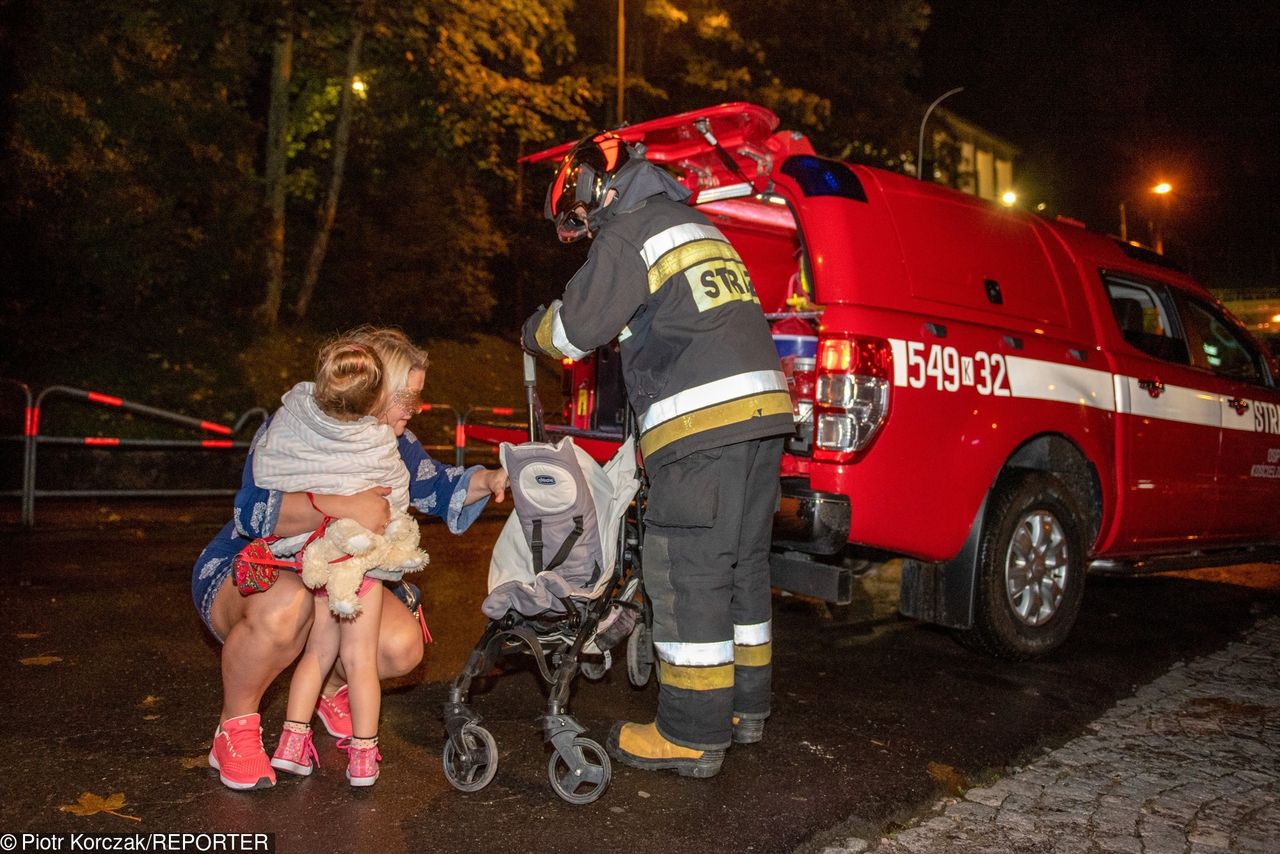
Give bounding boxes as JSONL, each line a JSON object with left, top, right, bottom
{"left": 523, "top": 352, "right": 544, "bottom": 443}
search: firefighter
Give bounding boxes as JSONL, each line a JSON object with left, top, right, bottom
{"left": 522, "top": 132, "right": 792, "bottom": 777}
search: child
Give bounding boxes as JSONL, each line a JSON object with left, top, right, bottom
{"left": 252, "top": 337, "right": 408, "bottom": 787}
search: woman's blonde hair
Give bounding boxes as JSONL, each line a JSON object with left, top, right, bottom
{"left": 313, "top": 338, "right": 384, "bottom": 420}
{"left": 349, "top": 326, "right": 429, "bottom": 398}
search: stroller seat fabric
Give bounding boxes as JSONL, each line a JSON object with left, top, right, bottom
{"left": 484, "top": 436, "right": 638, "bottom": 619}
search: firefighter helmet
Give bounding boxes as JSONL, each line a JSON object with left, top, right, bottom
{"left": 544, "top": 131, "right": 632, "bottom": 243}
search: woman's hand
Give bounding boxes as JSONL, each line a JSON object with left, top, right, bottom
{"left": 466, "top": 467, "right": 509, "bottom": 506}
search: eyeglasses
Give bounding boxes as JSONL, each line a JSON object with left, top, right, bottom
{"left": 391, "top": 388, "right": 424, "bottom": 413}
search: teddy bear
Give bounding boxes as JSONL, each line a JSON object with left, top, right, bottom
{"left": 300, "top": 511, "right": 429, "bottom": 617}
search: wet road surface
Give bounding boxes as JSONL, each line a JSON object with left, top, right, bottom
{"left": 0, "top": 501, "right": 1275, "bottom": 853}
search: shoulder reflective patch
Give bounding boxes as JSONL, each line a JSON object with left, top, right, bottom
{"left": 646, "top": 238, "right": 737, "bottom": 294}
{"left": 640, "top": 222, "right": 727, "bottom": 268}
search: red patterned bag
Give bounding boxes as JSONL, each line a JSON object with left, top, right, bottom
{"left": 232, "top": 538, "right": 295, "bottom": 596}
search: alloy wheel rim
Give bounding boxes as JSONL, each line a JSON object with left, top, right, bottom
{"left": 1004, "top": 509, "right": 1069, "bottom": 627}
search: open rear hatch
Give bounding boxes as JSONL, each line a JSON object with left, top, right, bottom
{"left": 522, "top": 102, "right": 812, "bottom": 205}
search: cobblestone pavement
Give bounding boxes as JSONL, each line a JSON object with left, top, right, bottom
{"left": 819, "top": 615, "right": 1280, "bottom": 854}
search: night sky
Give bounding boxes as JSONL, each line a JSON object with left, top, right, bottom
{"left": 919, "top": 0, "right": 1279, "bottom": 290}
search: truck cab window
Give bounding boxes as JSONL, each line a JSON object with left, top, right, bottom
{"left": 1105, "top": 278, "right": 1189, "bottom": 364}
{"left": 1178, "top": 297, "right": 1267, "bottom": 385}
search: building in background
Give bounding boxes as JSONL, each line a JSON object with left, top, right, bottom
{"left": 927, "top": 107, "right": 1019, "bottom": 204}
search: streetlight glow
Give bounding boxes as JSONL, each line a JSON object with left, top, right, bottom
{"left": 1000, "top": 191, "right": 1017, "bottom": 207}
{"left": 1153, "top": 182, "right": 1172, "bottom": 195}
{"left": 351, "top": 76, "right": 368, "bottom": 96}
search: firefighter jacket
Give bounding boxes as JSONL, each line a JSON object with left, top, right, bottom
{"left": 525, "top": 190, "right": 793, "bottom": 465}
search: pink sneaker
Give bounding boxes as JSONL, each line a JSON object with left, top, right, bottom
{"left": 338, "top": 738, "right": 381, "bottom": 787}
{"left": 315, "top": 686, "right": 353, "bottom": 739}
{"left": 208, "top": 713, "right": 276, "bottom": 790}
{"left": 270, "top": 727, "right": 320, "bottom": 776}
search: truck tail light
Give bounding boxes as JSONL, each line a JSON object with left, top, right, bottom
{"left": 814, "top": 334, "right": 892, "bottom": 458}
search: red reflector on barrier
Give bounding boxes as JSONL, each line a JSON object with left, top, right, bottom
{"left": 419, "top": 404, "right": 432, "bottom": 412}
{"left": 491, "top": 407, "right": 514, "bottom": 416}
{"left": 84, "top": 437, "right": 121, "bottom": 446}
{"left": 455, "top": 425, "right": 465, "bottom": 447}
{"left": 201, "top": 440, "right": 234, "bottom": 449}
{"left": 87, "top": 391, "right": 124, "bottom": 407}
{"left": 24, "top": 407, "right": 34, "bottom": 437}
{"left": 200, "top": 420, "right": 233, "bottom": 435}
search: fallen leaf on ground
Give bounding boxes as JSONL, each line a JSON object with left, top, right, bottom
{"left": 16, "top": 632, "right": 42, "bottom": 639}
{"left": 21, "top": 654, "right": 62, "bottom": 666}
{"left": 927, "top": 761, "right": 969, "bottom": 796}
{"left": 59, "top": 792, "right": 141, "bottom": 822}
{"left": 180, "top": 756, "right": 208, "bottom": 770}
{"left": 138, "top": 695, "right": 162, "bottom": 708}
{"left": 143, "top": 714, "right": 160, "bottom": 721}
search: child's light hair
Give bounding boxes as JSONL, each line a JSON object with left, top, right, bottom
{"left": 349, "top": 327, "right": 429, "bottom": 397}
{"left": 313, "top": 339, "right": 384, "bottom": 421}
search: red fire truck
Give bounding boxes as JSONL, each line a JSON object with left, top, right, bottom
{"left": 472, "top": 103, "right": 1280, "bottom": 658}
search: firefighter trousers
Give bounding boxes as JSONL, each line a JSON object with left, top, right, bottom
{"left": 642, "top": 436, "right": 784, "bottom": 750}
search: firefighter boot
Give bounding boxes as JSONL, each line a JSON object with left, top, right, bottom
{"left": 607, "top": 721, "right": 725, "bottom": 779}
{"left": 732, "top": 714, "right": 765, "bottom": 745}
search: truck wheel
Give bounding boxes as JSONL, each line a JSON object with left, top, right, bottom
{"left": 958, "top": 471, "right": 1086, "bottom": 660}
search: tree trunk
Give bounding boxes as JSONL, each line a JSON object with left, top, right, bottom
{"left": 294, "top": 24, "right": 364, "bottom": 318}
{"left": 513, "top": 135, "right": 525, "bottom": 212}
{"left": 259, "top": 11, "right": 293, "bottom": 328}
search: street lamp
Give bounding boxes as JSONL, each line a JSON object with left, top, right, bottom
{"left": 1000, "top": 191, "right": 1017, "bottom": 207}
{"left": 917, "top": 87, "right": 963, "bottom": 181}
{"left": 1117, "top": 181, "right": 1173, "bottom": 251}
{"left": 1152, "top": 181, "right": 1172, "bottom": 254}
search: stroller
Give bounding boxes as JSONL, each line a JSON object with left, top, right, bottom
{"left": 441, "top": 355, "right": 654, "bottom": 804}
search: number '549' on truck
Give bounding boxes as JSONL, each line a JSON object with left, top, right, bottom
{"left": 473, "top": 102, "right": 1280, "bottom": 659}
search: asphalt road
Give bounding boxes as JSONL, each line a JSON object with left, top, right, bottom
{"left": 0, "top": 500, "right": 1275, "bottom": 854}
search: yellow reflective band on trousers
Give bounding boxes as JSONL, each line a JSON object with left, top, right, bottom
{"left": 733, "top": 641, "right": 772, "bottom": 668}
{"left": 646, "top": 238, "right": 736, "bottom": 294}
{"left": 535, "top": 311, "right": 564, "bottom": 360}
{"left": 658, "top": 661, "right": 736, "bottom": 691}
{"left": 639, "top": 391, "right": 794, "bottom": 458}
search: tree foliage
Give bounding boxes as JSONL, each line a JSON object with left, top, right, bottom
{"left": 3, "top": 0, "right": 931, "bottom": 394}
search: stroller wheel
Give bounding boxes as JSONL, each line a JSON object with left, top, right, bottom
{"left": 580, "top": 650, "right": 612, "bottom": 681}
{"left": 442, "top": 724, "right": 499, "bottom": 793}
{"left": 626, "top": 619, "right": 654, "bottom": 687}
{"left": 547, "top": 737, "right": 611, "bottom": 805}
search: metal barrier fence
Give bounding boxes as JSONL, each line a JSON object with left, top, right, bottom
{"left": 0, "top": 379, "right": 33, "bottom": 526}
{"left": 3, "top": 383, "right": 270, "bottom": 527}
{"left": 1, "top": 380, "right": 522, "bottom": 527}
